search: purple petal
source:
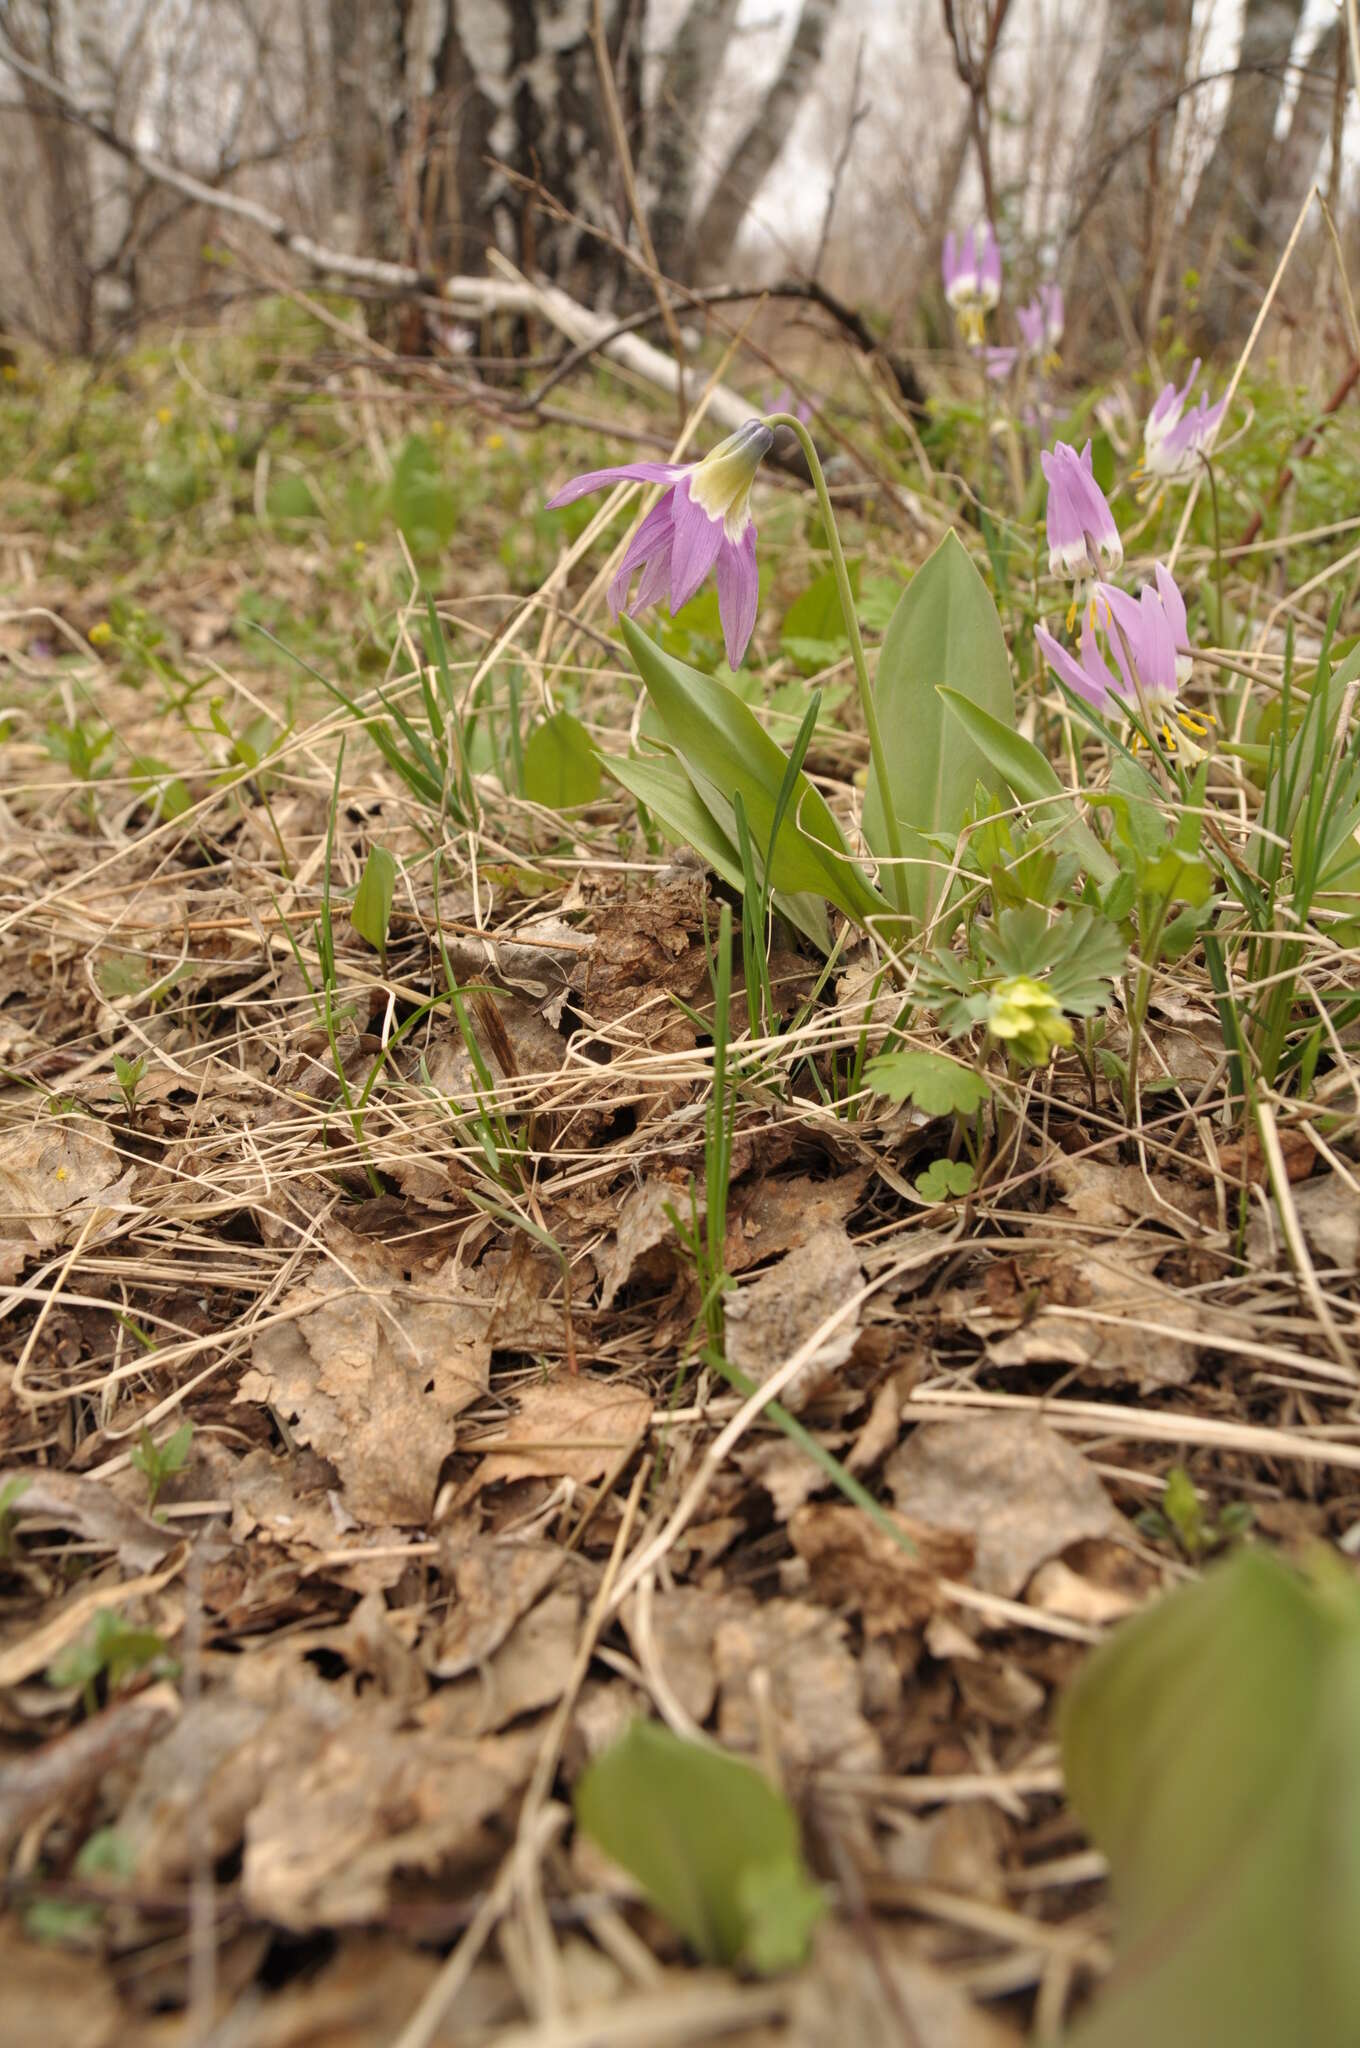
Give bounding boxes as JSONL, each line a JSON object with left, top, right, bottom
{"left": 1154, "top": 562, "right": 1189, "bottom": 649}
{"left": 668, "top": 480, "right": 724, "bottom": 612}
{"left": 547, "top": 460, "right": 684, "bottom": 509}
{"left": 1036, "top": 624, "right": 1116, "bottom": 710}
{"left": 607, "top": 492, "right": 676, "bottom": 616}
{"left": 715, "top": 525, "right": 759, "bottom": 668}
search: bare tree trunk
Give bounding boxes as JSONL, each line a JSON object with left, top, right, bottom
{"left": 1189, "top": 0, "right": 1306, "bottom": 342}
{"left": 686, "top": 0, "right": 839, "bottom": 279}
{"left": 1257, "top": 16, "right": 1341, "bottom": 257}
{"left": 646, "top": 0, "right": 741, "bottom": 278}
{"left": 1065, "top": 0, "right": 1190, "bottom": 349}
{"left": 329, "top": 0, "right": 640, "bottom": 306}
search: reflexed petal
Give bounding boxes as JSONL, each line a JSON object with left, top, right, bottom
{"left": 715, "top": 525, "right": 759, "bottom": 669}
{"left": 669, "top": 481, "right": 725, "bottom": 612}
{"left": 607, "top": 493, "right": 676, "bottom": 616}
{"left": 547, "top": 459, "right": 684, "bottom": 509}
{"left": 1036, "top": 623, "right": 1117, "bottom": 710}
{"left": 1154, "top": 562, "right": 1194, "bottom": 683}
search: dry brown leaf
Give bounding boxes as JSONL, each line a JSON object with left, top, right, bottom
{"left": 739, "top": 1436, "right": 836, "bottom": 1521}
{"left": 596, "top": 1176, "right": 694, "bottom": 1310}
{"left": 470, "top": 1371, "right": 651, "bottom": 1490}
{"left": 0, "top": 1922, "right": 122, "bottom": 2048}
{"left": 621, "top": 1584, "right": 721, "bottom": 1724}
{"left": 724, "top": 1225, "right": 864, "bottom": 1412}
{"left": 788, "top": 1503, "right": 972, "bottom": 1635}
{"left": 206, "top": 1936, "right": 514, "bottom": 2048}
{"left": 238, "top": 1242, "right": 492, "bottom": 1525}
{"left": 0, "top": 1115, "right": 136, "bottom": 1260}
{"left": 0, "top": 1466, "right": 177, "bottom": 1573}
{"left": 1047, "top": 1151, "right": 1205, "bottom": 1235}
{"left": 725, "top": 1168, "right": 869, "bottom": 1273}
{"left": 426, "top": 1538, "right": 567, "bottom": 1678}
{"left": 242, "top": 1713, "right": 536, "bottom": 1929}
{"left": 435, "top": 1584, "right": 582, "bottom": 1735}
{"left": 955, "top": 1653, "right": 1047, "bottom": 1726}
{"left": 983, "top": 1246, "right": 1200, "bottom": 1390}
{"left": 714, "top": 1596, "right": 881, "bottom": 1773}
{"left": 886, "top": 1416, "right": 1119, "bottom": 1598}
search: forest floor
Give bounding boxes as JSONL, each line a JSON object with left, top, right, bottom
{"left": 0, "top": 302, "right": 1357, "bottom": 2048}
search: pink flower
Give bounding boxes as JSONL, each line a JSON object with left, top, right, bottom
{"left": 1017, "top": 284, "right": 1064, "bottom": 356}
{"left": 1041, "top": 440, "right": 1122, "bottom": 579}
{"left": 1036, "top": 563, "right": 1191, "bottom": 719}
{"left": 547, "top": 421, "right": 772, "bottom": 668}
{"left": 1144, "top": 359, "right": 1226, "bottom": 481}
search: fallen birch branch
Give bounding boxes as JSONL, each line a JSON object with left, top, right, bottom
{"left": 0, "top": 38, "right": 751, "bottom": 432}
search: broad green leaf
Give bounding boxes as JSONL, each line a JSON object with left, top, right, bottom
{"left": 1057, "top": 1549, "right": 1360, "bottom": 2048}
{"left": 937, "top": 688, "right": 1118, "bottom": 886}
{"left": 915, "top": 1157, "right": 975, "bottom": 1201}
{"left": 864, "top": 531, "right": 1015, "bottom": 921}
{"left": 984, "top": 904, "right": 1126, "bottom": 1016}
{"left": 264, "top": 471, "right": 317, "bottom": 523}
{"left": 781, "top": 561, "right": 859, "bottom": 646}
{"left": 620, "top": 618, "right": 888, "bottom": 932}
{"left": 522, "top": 710, "right": 602, "bottom": 810}
{"left": 602, "top": 752, "right": 831, "bottom": 950}
{"left": 350, "top": 845, "right": 397, "bottom": 957}
{"left": 863, "top": 1049, "right": 991, "bottom": 1115}
{"left": 391, "top": 434, "right": 456, "bottom": 559}
{"left": 574, "top": 1719, "right": 824, "bottom": 1971}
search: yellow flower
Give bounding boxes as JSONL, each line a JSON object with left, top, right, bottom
{"left": 353, "top": 540, "right": 366, "bottom": 554}
{"left": 987, "top": 975, "right": 1072, "bottom": 1067}
{"left": 487, "top": 432, "right": 505, "bottom": 451}
{"left": 89, "top": 621, "right": 114, "bottom": 647}
{"left": 156, "top": 407, "right": 172, "bottom": 426}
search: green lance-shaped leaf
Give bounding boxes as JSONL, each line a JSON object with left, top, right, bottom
{"left": 1055, "top": 1548, "right": 1360, "bottom": 2048}
{"left": 350, "top": 845, "right": 397, "bottom": 959}
{"left": 522, "top": 709, "right": 603, "bottom": 810}
{"left": 863, "top": 530, "right": 1015, "bottom": 921}
{"left": 619, "top": 617, "right": 888, "bottom": 933}
{"left": 603, "top": 751, "right": 831, "bottom": 951}
{"left": 937, "top": 687, "right": 1119, "bottom": 887}
{"left": 574, "top": 1719, "right": 825, "bottom": 1972}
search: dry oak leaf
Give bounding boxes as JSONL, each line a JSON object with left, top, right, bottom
{"left": 714, "top": 1595, "right": 881, "bottom": 1774}
{"left": 434, "top": 1585, "right": 582, "bottom": 1737}
{"left": 237, "top": 1244, "right": 492, "bottom": 1525}
{"left": 596, "top": 1176, "right": 694, "bottom": 1311}
{"left": 724, "top": 1224, "right": 864, "bottom": 1413}
{"left": 0, "top": 1467, "right": 177, "bottom": 1574}
{"left": 983, "top": 1246, "right": 1200, "bottom": 1392}
{"left": 470, "top": 1371, "right": 651, "bottom": 1491}
{"left": 789, "top": 1503, "right": 972, "bottom": 1636}
{"left": 725, "top": 1167, "right": 869, "bottom": 1274}
{"left": 0, "top": 1115, "right": 136, "bottom": 1261}
{"left": 0, "top": 1923, "right": 123, "bottom": 2048}
{"left": 242, "top": 1711, "right": 537, "bottom": 1930}
{"left": 426, "top": 1538, "right": 567, "bottom": 1678}
{"left": 886, "top": 1416, "right": 1119, "bottom": 1599}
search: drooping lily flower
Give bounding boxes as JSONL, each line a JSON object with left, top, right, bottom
{"left": 546, "top": 420, "right": 773, "bottom": 668}
{"left": 983, "top": 345, "right": 1019, "bottom": 383}
{"left": 1041, "top": 440, "right": 1122, "bottom": 579}
{"left": 1036, "top": 562, "right": 1204, "bottom": 744}
{"left": 1017, "top": 283, "right": 1064, "bottom": 357}
{"left": 943, "top": 224, "right": 1001, "bottom": 343}
{"left": 1143, "top": 358, "right": 1226, "bottom": 481}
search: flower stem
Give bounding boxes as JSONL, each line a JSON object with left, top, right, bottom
{"left": 766, "top": 412, "right": 908, "bottom": 892}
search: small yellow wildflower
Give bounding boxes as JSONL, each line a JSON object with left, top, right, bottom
{"left": 487, "top": 432, "right": 505, "bottom": 451}
{"left": 156, "top": 406, "right": 172, "bottom": 426}
{"left": 353, "top": 540, "right": 366, "bottom": 555}
{"left": 89, "top": 621, "right": 114, "bottom": 647}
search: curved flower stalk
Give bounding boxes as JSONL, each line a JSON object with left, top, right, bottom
{"left": 1041, "top": 440, "right": 1123, "bottom": 580}
{"left": 547, "top": 420, "right": 773, "bottom": 668}
{"left": 1143, "top": 359, "right": 1227, "bottom": 482}
{"left": 943, "top": 224, "right": 1001, "bottom": 344}
{"left": 1036, "top": 562, "right": 1206, "bottom": 747}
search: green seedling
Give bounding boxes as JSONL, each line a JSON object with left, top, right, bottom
{"left": 129, "top": 1421, "right": 193, "bottom": 1515}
